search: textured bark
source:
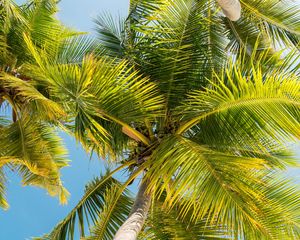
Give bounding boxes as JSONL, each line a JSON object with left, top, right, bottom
{"left": 217, "top": 0, "right": 241, "bottom": 21}
{"left": 114, "top": 180, "right": 151, "bottom": 240}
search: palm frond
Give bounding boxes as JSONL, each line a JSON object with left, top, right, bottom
{"left": 36, "top": 170, "right": 133, "bottom": 240}
{"left": 23, "top": 35, "right": 164, "bottom": 155}
{"left": 240, "top": 0, "right": 300, "bottom": 35}
{"left": 55, "top": 35, "right": 101, "bottom": 64}
{"left": 84, "top": 184, "right": 133, "bottom": 240}
{"left": 139, "top": 197, "right": 232, "bottom": 239}
{"left": 128, "top": 0, "right": 227, "bottom": 110}
{"left": 0, "top": 168, "right": 8, "bottom": 209}
{"left": 232, "top": 0, "right": 300, "bottom": 51}
{"left": 277, "top": 48, "right": 300, "bottom": 76}
{"left": 177, "top": 57, "right": 300, "bottom": 154}
{"left": 22, "top": 0, "right": 75, "bottom": 50}
{"left": 224, "top": 17, "right": 268, "bottom": 54}
{"left": 0, "top": 0, "right": 27, "bottom": 66}
{"left": 2, "top": 0, "right": 78, "bottom": 68}
{"left": 0, "top": 0, "right": 26, "bottom": 32}
{"left": 144, "top": 135, "right": 300, "bottom": 239}
{"left": 0, "top": 115, "right": 69, "bottom": 204}
{"left": 0, "top": 73, "right": 65, "bottom": 121}
{"left": 94, "top": 12, "right": 126, "bottom": 57}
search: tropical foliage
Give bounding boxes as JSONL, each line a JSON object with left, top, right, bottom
{"left": 0, "top": 0, "right": 78, "bottom": 208}
{"left": 1, "top": 0, "right": 300, "bottom": 239}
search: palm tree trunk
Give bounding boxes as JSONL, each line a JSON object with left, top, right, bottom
{"left": 217, "top": 0, "right": 241, "bottom": 21}
{"left": 113, "top": 179, "right": 151, "bottom": 240}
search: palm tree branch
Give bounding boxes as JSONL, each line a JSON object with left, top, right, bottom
{"left": 39, "top": 162, "right": 144, "bottom": 240}
{"left": 240, "top": 0, "right": 300, "bottom": 35}
{"left": 177, "top": 97, "right": 300, "bottom": 134}
{"left": 144, "top": 135, "right": 300, "bottom": 238}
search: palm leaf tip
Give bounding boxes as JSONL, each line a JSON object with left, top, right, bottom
{"left": 0, "top": 169, "right": 8, "bottom": 210}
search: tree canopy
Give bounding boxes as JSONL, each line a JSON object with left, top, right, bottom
{"left": 1, "top": 0, "right": 300, "bottom": 239}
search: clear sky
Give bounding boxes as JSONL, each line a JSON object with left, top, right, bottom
{"left": 0, "top": 1, "right": 129, "bottom": 239}
{"left": 1, "top": 1, "right": 299, "bottom": 239}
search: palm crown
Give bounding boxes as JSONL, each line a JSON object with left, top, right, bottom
{"left": 1, "top": 0, "right": 300, "bottom": 239}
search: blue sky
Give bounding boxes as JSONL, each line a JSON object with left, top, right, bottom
{"left": 0, "top": 1, "right": 129, "bottom": 239}
{"left": 1, "top": 1, "right": 300, "bottom": 239}
{"left": 57, "top": 0, "right": 129, "bottom": 32}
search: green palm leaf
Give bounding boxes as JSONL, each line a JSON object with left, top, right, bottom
{"left": 177, "top": 57, "right": 300, "bottom": 153}
{"left": 84, "top": 184, "right": 133, "bottom": 240}
{"left": 1, "top": 0, "right": 299, "bottom": 239}
{"left": 36, "top": 171, "right": 133, "bottom": 240}
{"left": 144, "top": 135, "right": 300, "bottom": 239}
{"left": 138, "top": 198, "right": 232, "bottom": 240}
{"left": 55, "top": 35, "right": 101, "bottom": 64}
{"left": 94, "top": 12, "right": 126, "bottom": 57}
{"left": 0, "top": 115, "right": 69, "bottom": 204}
{"left": 224, "top": 0, "right": 300, "bottom": 53}
{"left": 0, "top": 168, "right": 8, "bottom": 209}
{"left": 0, "top": 73, "right": 65, "bottom": 121}
{"left": 0, "top": 0, "right": 26, "bottom": 32}
{"left": 128, "top": 0, "right": 227, "bottom": 109}
{"left": 240, "top": 0, "right": 300, "bottom": 36}
{"left": 23, "top": 35, "right": 164, "bottom": 155}
{"left": 22, "top": 0, "right": 77, "bottom": 52}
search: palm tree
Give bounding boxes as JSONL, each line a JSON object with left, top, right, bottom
{"left": 23, "top": 0, "right": 300, "bottom": 239}
{"left": 0, "top": 0, "right": 83, "bottom": 208}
